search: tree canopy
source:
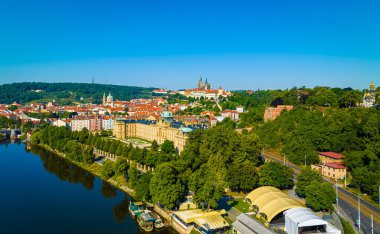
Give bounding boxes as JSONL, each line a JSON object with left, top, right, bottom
{"left": 258, "top": 162, "right": 294, "bottom": 189}
{"left": 305, "top": 181, "right": 336, "bottom": 211}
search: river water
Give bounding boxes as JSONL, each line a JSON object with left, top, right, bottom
{"left": 0, "top": 142, "right": 174, "bottom": 234}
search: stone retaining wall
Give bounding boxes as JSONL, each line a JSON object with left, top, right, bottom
{"left": 93, "top": 148, "right": 155, "bottom": 173}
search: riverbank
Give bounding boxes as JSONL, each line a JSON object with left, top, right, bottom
{"left": 38, "top": 144, "right": 135, "bottom": 196}
{"left": 0, "top": 133, "right": 6, "bottom": 142}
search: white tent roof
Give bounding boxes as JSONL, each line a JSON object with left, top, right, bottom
{"left": 285, "top": 207, "right": 327, "bottom": 227}
{"left": 284, "top": 207, "right": 341, "bottom": 234}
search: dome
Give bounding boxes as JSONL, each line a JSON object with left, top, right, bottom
{"left": 161, "top": 110, "right": 173, "bottom": 118}
{"left": 106, "top": 93, "right": 113, "bottom": 102}
{"left": 180, "top": 127, "right": 193, "bottom": 133}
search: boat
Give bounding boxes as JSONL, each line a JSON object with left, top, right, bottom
{"left": 137, "top": 210, "right": 155, "bottom": 232}
{"left": 150, "top": 211, "right": 165, "bottom": 229}
{"left": 129, "top": 201, "right": 145, "bottom": 218}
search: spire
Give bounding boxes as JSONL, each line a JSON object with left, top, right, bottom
{"left": 370, "top": 81, "right": 375, "bottom": 92}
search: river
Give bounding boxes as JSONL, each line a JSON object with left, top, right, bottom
{"left": 0, "top": 142, "right": 174, "bottom": 234}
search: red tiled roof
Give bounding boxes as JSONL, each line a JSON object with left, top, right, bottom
{"left": 319, "top": 152, "right": 345, "bottom": 159}
{"left": 325, "top": 162, "right": 346, "bottom": 169}
{"left": 221, "top": 110, "right": 238, "bottom": 113}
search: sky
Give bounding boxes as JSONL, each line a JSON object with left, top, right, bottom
{"left": 0, "top": 0, "right": 379, "bottom": 90}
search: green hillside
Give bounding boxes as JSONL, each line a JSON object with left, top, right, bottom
{"left": 0, "top": 82, "right": 154, "bottom": 104}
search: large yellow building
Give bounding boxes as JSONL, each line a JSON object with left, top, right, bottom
{"left": 114, "top": 111, "right": 191, "bottom": 153}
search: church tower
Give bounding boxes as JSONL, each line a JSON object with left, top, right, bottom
{"left": 102, "top": 93, "right": 106, "bottom": 105}
{"left": 198, "top": 77, "right": 203, "bottom": 89}
{"left": 370, "top": 81, "right": 375, "bottom": 92}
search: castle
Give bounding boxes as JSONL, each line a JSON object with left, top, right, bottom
{"left": 362, "top": 81, "right": 377, "bottom": 108}
{"left": 179, "top": 77, "right": 231, "bottom": 99}
{"left": 113, "top": 110, "right": 191, "bottom": 153}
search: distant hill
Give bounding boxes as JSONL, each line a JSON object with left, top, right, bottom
{"left": 0, "top": 82, "right": 155, "bottom": 104}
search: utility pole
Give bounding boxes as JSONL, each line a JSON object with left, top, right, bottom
{"left": 358, "top": 195, "right": 361, "bottom": 231}
{"left": 372, "top": 214, "right": 374, "bottom": 234}
{"left": 336, "top": 180, "right": 339, "bottom": 213}
{"left": 344, "top": 173, "right": 347, "bottom": 187}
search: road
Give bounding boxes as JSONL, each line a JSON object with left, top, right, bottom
{"left": 262, "top": 152, "right": 380, "bottom": 234}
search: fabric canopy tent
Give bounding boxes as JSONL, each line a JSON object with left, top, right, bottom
{"left": 284, "top": 207, "right": 341, "bottom": 234}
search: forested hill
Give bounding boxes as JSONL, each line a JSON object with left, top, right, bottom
{"left": 0, "top": 82, "right": 155, "bottom": 104}
{"left": 257, "top": 107, "right": 380, "bottom": 201}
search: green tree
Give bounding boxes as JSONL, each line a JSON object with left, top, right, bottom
{"left": 150, "top": 162, "right": 184, "bottom": 209}
{"left": 363, "top": 115, "right": 379, "bottom": 138}
{"left": 128, "top": 165, "right": 139, "bottom": 189}
{"left": 151, "top": 140, "right": 159, "bottom": 151}
{"left": 226, "top": 161, "right": 259, "bottom": 192}
{"left": 306, "top": 87, "right": 338, "bottom": 107}
{"left": 135, "top": 173, "right": 153, "bottom": 201}
{"left": 238, "top": 133, "right": 262, "bottom": 164}
{"left": 103, "top": 140, "right": 111, "bottom": 152}
{"left": 8, "top": 105, "right": 18, "bottom": 111}
{"left": 64, "top": 140, "right": 83, "bottom": 162}
{"left": 115, "top": 157, "right": 129, "bottom": 176}
{"left": 115, "top": 143, "right": 123, "bottom": 156}
{"left": 295, "top": 166, "right": 323, "bottom": 197}
{"left": 78, "top": 128, "right": 89, "bottom": 143}
{"left": 338, "top": 90, "right": 361, "bottom": 108}
{"left": 22, "top": 122, "right": 34, "bottom": 133}
{"left": 30, "top": 131, "right": 42, "bottom": 145}
{"left": 121, "top": 145, "right": 130, "bottom": 157}
{"left": 305, "top": 181, "right": 335, "bottom": 211}
{"left": 86, "top": 133, "right": 93, "bottom": 145}
{"left": 259, "top": 162, "right": 294, "bottom": 189}
{"left": 102, "top": 161, "right": 115, "bottom": 179}
{"left": 109, "top": 140, "right": 119, "bottom": 154}
{"left": 189, "top": 165, "right": 224, "bottom": 210}
{"left": 82, "top": 146, "right": 95, "bottom": 164}
{"left": 161, "top": 140, "right": 175, "bottom": 154}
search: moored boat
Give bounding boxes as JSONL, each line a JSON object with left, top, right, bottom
{"left": 128, "top": 201, "right": 145, "bottom": 218}
{"left": 137, "top": 210, "right": 155, "bottom": 232}
{"left": 150, "top": 211, "right": 165, "bottom": 229}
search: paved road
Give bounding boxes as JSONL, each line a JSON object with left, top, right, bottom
{"left": 262, "top": 152, "right": 380, "bottom": 234}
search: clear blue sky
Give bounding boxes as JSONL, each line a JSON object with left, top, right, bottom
{"left": 0, "top": 0, "right": 379, "bottom": 90}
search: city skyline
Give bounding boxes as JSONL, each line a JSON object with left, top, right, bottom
{"left": 1, "top": 0, "right": 380, "bottom": 90}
